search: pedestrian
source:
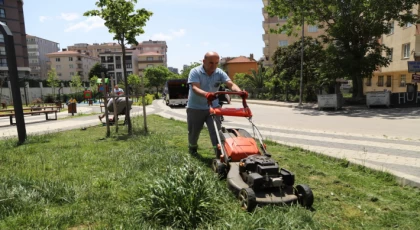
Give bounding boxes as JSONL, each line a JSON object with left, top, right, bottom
{"left": 114, "top": 85, "right": 124, "bottom": 96}
{"left": 186, "top": 51, "right": 244, "bottom": 157}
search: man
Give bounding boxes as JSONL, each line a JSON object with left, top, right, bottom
{"left": 187, "top": 51, "right": 242, "bottom": 157}
{"left": 114, "top": 85, "right": 124, "bottom": 96}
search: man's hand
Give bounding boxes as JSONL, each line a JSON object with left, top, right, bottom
{"left": 240, "top": 90, "right": 248, "bottom": 99}
{"left": 205, "top": 92, "right": 217, "bottom": 101}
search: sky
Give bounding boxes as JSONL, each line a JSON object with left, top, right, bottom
{"left": 23, "top": 0, "right": 265, "bottom": 72}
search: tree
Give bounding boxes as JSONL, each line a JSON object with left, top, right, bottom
{"left": 84, "top": 0, "right": 153, "bottom": 134}
{"left": 267, "top": 0, "right": 417, "bottom": 99}
{"left": 272, "top": 37, "right": 326, "bottom": 101}
{"left": 47, "top": 68, "right": 60, "bottom": 101}
{"left": 88, "top": 63, "right": 108, "bottom": 80}
{"left": 180, "top": 62, "right": 201, "bottom": 79}
{"left": 144, "top": 66, "right": 172, "bottom": 94}
{"left": 90, "top": 75, "right": 99, "bottom": 99}
{"left": 70, "top": 74, "right": 83, "bottom": 99}
{"left": 127, "top": 73, "right": 144, "bottom": 100}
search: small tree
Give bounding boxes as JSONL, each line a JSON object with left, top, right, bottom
{"left": 47, "top": 68, "right": 60, "bottom": 101}
{"left": 90, "top": 75, "right": 99, "bottom": 100}
{"left": 144, "top": 66, "right": 172, "bottom": 95}
{"left": 70, "top": 74, "right": 83, "bottom": 100}
{"left": 84, "top": 0, "right": 153, "bottom": 134}
{"left": 88, "top": 63, "right": 108, "bottom": 80}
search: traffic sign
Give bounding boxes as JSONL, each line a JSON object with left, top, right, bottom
{"left": 407, "top": 61, "right": 420, "bottom": 72}
{"left": 412, "top": 74, "right": 420, "bottom": 83}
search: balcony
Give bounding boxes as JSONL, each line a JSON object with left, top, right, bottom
{"left": 262, "top": 7, "right": 268, "bottom": 20}
{"left": 263, "top": 47, "right": 269, "bottom": 56}
{"left": 262, "top": 34, "right": 269, "bottom": 44}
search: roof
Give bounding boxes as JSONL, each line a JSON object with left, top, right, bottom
{"left": 226, "top": 56, "right": 256, "bottom": 64}
{"left": 138, "top": 52, "right": 164, "bottom": 56}
{"left": 46, "top": 51, "right": 80, "bottom": 56}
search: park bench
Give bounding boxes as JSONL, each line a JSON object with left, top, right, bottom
{"left": 30, "top": 105, "right": 62, "bottom": 112}
{"left": 0, "top": 110, "right": 58, "bottom": 125}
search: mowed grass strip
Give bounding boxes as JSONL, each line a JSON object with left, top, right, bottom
{"left": 0, "top": 115, "right": 418, "bottom": 229}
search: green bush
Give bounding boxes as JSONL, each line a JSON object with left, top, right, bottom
{"left": 141, "top": 157, "right": 221, "bottom": 229}
{"left": 133, "top": 94, "right": 154, "bottom": 106}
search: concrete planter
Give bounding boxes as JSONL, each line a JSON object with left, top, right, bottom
{"left": 317, "top": 94, "right": 343, "bottom": 110}
{"left": 366, "top": 91, "right": 391, "bottom": 108}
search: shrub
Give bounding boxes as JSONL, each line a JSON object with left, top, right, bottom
{"left": 133, "top": 94, "right": 154, "bottom": 106}
{"left": 141, "top": 157, "right": 221, "bottom": 229}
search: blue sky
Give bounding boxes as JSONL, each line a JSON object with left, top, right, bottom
{"left": 23, "top": 0, "right": 264, "bottom": 72}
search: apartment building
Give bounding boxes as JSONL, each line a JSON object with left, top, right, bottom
{"left": 67, "top": 42, "right": 122, "bottom": 58}
{"left": 262, "top": 0, "right": 326, "bottom": 67}
{"left": 98, "top": 48, "right": 139, "bottom": 84}
{"left": 222, "top": 54, "right": 258, "bottom": 80}
{"left": 46, "top": 49, "right": 100, "bottom": 81}
{"left": 366, "top": 16, "right": 419, "bottom": 94}
{"left": 0, "top": 0, "right": 30, "bottom": 78}
{"left": 168, "top": 67, "right": 179, "bottom": 74}
{"left": 26, "top": 35, "right": 60, "bottom": 79}
{"left": 138, "top": 52, "right": 165, "bottom": 76}
{"left": 132, "top": 40, "right": 167, "bottom": 67}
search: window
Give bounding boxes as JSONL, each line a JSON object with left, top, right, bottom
{"left": 116, "top": 72, "right": 122, "bottom": 78}
{"left": 146, "top": 57, "right": 153, "bottom": 61}
{"left": 57, "top": 73, "right": 62, "bottom": 77}
{"left": 126, "top": 63, "right": 132, "bottom": 68}
{"left": 0, "top": 46, "right": 5, "bottom": 55}
{"left": 56, "top": 58, "right": 60, "bottom": 62}
{"left": 159, "top": 56, "right": 163, "bottom": 60}
{"left": 127, "top": 71, "right": 132, "bottom": 75}
{"left": 377, "top": 76, "right": 384, "bottom": 86}
{"left": 116, "top": 56, "right": 121, "bottom": 61}
{"left": 387, "top": 48, "right": 393, "bottom": 61}
{"left": 116, "top": 64, "right": 121, "bottom": 69}
{"left": 147, "top": 64, "right": 154, "bottom": 68}
{"left": 308, "top": 25, "right": 318, "bottom": 33}
{"left": 0, "top": 34, "right": 3, "bottom": 42}
{"left": 107, "top": 64, "right": 114, "bottom": 70}
{"left": 279, "top": 40, "right": 288, "bottom": 47}
{"left": 0, "top": 0, "right": 3, "bottom": 5}
{"left": 386, "top": 76, "right": 392, "bottom": 87}
{"left": 70, "top": 72, "right": 74, "bottom": 76}
{"left": 400, "top": 75, "right": 406, "bottom": 87}
{"left": 366, "top": 78, "right": 372, "bottom": 86}
{"left": 69, "top": 64, "right": 74, "bottom": 69}
{"left": 0, "top": 58, "right": 6, "bottom": 66}
{"left": 403, "top": 43, "right": 410, "bottom": 58}
{"left": 69, "top": 57, "right": 73, "bottom": 61}
{"left": 56, "top": 65, "right": 61, "bottom": 70}
{"left": 0, "top": 9, "right": 5, "bottom": 18}
{"left": 388, "top": 21, "right": 394, "bottom": 34}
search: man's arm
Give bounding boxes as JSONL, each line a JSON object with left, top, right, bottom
{"left": 191, "top": 82, "right": 208, "bottom": 97}
{"left": 225, "top": 80, "right": 241, "bottom": 92}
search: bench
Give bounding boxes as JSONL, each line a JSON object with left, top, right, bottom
{"left": 0, "top": 110, "right": 58, "bottom": 125}
{"left": 30, "top": 106, "right": 62, "bottom": 112}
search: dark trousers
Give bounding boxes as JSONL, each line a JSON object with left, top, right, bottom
{"left": 187, "top": 108, "right": 221, "bottom": 153}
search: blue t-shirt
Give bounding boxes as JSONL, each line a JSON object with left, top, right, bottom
{"left": 187, "top": 65, "right": 231, "bottom": 110}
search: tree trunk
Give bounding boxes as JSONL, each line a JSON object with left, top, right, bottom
{"left": 356, "top": 77, "right": 364, "bottom": 99}
{"left": 121, "top": 40, "right": 132, "bottom": 135}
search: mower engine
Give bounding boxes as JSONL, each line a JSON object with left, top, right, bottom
{"left": 239, "top": 155, "right": 295, "bottom": 191}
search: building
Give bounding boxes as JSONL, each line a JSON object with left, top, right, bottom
{"left": 222, "top": 54, "right": 258, "bottom": 80}
{"left": 137, "top": 52, "right": 165, "bottom": 76}
{"left": 0, "top": 0, "right": 30, "bottom": 79}
{"left": 67, "top": 42, "right": 122, "bottom": 58}
{"left": 132, "top": 40, "right": 167, "bottom": 67}
{"left": 26, "top": 35, "right": 59, "bottom": 80}
{"left": 262, "top": 0, "right": 326, "bottom": 67}
{"left": 366, "top": 19, "right": 418, "bottom": 94}
{"left": 98, "top": 48, "right": 139, "bottom": 84}
{"left": 46, "top": 49, "right": 100, "bottom": 81}
{"left": 168, "top": 67, "right": 179, "bottom": 74}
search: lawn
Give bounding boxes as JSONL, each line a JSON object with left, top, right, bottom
{"left": 0, "top": 115, "right": 418, "bottom": 229}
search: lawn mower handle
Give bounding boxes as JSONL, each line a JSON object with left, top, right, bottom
{"left": 208, "top": 91, "right": 252, "bottom": 118}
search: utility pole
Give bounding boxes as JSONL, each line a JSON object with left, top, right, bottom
{"left": 0, "top": 22, "right": 26, "bottom": 143}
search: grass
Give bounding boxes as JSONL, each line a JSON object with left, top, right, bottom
{"left": 0, "top": 115, "right": 419, "bottom": 229}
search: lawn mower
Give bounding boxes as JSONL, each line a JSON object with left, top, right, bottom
{"left": 209, "top": 91, "right": 314, "bottom": 212}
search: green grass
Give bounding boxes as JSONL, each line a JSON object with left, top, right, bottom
{"left": 0, "top": 115, "right": 419, "bottom": 229}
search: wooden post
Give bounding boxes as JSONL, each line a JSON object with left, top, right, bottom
{"left": 101, "top": 73, "right": 110, "bottom": 137}
{"left": 141, "top": 75, "right": 148, "bottom": 132}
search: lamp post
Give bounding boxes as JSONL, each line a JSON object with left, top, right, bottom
{"left": 0, "top": 22, "right": 26, "bottom": 143}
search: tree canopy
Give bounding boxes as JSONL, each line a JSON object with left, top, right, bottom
{"left": 144, "top": 66, "right": 172, "bottom": 94}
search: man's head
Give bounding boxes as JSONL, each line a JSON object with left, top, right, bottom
{"left": 114, "top": 85, "right": 119, "bottom": 90}
{"left": 203, "top": 51, "right": 220, "bottom": 74}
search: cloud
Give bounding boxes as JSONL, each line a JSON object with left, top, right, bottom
{"left": 64, "top": 16, "right": 105, "bottom": 32}
{"left": 151, "top": 29, "right": 186, "bottom": 41}
{"left": 39, "top": 16, "right": 51, "bottom": 22}
{"left": 58, "top": 13, "right": 80, "bottom": 21}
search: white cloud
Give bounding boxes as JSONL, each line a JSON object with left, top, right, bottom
{"left": 58, "top": 13, "right": 80, "bottom": 21}
{"left": 39, "top": 16, "right": 51, "bottom": 22}
{"left": 151, "top": 29, "right": 186, "bottom": 41}
{"left": 64, "top": 16, "right": 105, "bottom": 32}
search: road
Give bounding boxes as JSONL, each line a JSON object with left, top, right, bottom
{"left": 155, "top": 100, "right": 420, "bottom": 187}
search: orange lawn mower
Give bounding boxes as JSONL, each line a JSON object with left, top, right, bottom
{"left": 209, "top": 91, "right": 314, "bottom": 212}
